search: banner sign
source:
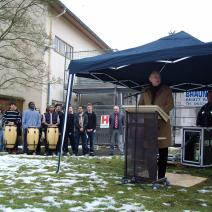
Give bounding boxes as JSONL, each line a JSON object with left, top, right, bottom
{"left": 100, "top": 115, "right": 110, "bottom": 128}
{"left": 185, "top": 91, "right": 208, "bottom": 106}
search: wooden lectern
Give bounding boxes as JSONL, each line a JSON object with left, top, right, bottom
{"left": 123, "top": 105, "right": 169, "bottom": 183}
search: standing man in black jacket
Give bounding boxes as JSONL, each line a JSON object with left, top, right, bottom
{"left": 64, "top": 105, "right": 76, "bottom": 155}
{"left": 85, "top": 103, "right": 97, "bottom": 156}
{"left": 197, "top": 91, "right": 212, "bottom": 127}
{"left": 75, "top": 106, "right": 88, "bottom": 155}
{"left": 42, "top": 105, "right": 60, "bottom": 155}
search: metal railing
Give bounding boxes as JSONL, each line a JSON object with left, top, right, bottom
{"left": 92, "top": 105, "right": 202, "bottom": 146}
{"left": 93, "top": 106, "right": 113, "bottom": 145}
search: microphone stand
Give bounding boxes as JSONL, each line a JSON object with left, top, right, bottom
{"left": 124, "top": 92, "right": 140, "bottom": 100}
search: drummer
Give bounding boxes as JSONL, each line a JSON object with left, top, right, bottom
{"left": 3, "top": 102, "right": 21, "bottom": 154}
{"left": 42, "top": 105, "right": 60, "bottom": 155}
{"left": 22, "top": 102, "right": 41, "bottom": 154}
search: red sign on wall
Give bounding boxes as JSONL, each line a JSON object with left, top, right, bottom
{"left": 100, "top": 115, "right": 110, "bottom": 128}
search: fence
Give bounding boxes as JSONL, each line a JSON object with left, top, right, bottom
{"left": 93, "top": 106, "right": 113, "bottom": 145}
{"left": 93, "top": 105, "right": 202, "bottom": 146}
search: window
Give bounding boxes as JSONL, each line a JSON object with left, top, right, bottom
{"left": 54, "top": 36, "right": 73, "bottom": 60}
{"left": 66, "top": 45, "right": 73, "bottom": 59}
{"left": 54, "top": 36, "right": 59, "bottom": 52}
{"left": 59, "top": 40, "right": 65, "bottom": 55}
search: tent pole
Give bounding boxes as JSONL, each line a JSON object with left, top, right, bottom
{"left": 56, "top": 73, "right": 75, "bottom": 173}
{"left": 173, "top": 93, "right": 177, "bottom": 145}
{"left": 114, "top": 84, "right": 117, "bottom": 105}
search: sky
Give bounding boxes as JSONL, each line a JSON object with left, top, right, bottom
{"left": 61, "top": 0, "right": 212, "bottom": 50}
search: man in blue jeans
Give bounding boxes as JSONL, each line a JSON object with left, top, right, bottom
{"left": 0, "top": 107, "right": 3, "bottom": 151}
{"left": 75, "top": 106, "right": 88, "bottom": 156}
{"left": 22, "top": 102, "right": 41, "bottom": 154}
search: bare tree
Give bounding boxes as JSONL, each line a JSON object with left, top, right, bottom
{"left": 0, "top": 0, "right": 57, "bottom": 89}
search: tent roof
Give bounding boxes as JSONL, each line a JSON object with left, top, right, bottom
{"left": 68, "top": 31, "right": 212, "bottom": 91}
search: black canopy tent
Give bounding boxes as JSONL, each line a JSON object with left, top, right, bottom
{"left": 69, "top": 31, "right": 212, "bottom": 92}
{"left": 56, "top": 31, "right": 212, "bottom": 172}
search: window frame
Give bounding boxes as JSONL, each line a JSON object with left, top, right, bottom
{"left": 54, "top": 36, "right": 73, "bottom": 60}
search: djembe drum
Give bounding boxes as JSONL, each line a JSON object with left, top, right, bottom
{"left": 4, "top": 122, "right": 17, "bottom": 149}
{"left": 47, "top": 126, "right": 59, "bottom": 149}
{"left": 27, "top": 127, "right": 39, "bottom": 151}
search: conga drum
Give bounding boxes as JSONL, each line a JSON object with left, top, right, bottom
{"left": 47, "top": 126, "right": 59, "bottom": 149}
{"left": 4, "top": 123, "right": 17, "bottom": 149}
{"left": 27, "top": 127, "right": 39, "bottom": 151}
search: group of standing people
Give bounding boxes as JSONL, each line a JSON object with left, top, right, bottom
{"left": 0, "top": 102, "right": 100, "bottom": 156}
{"left": 64, "top": 103, "right": 97, "bottom": 156}
{"left": 64, "top": 104, "right": 125, "bottom": 156}
{"left": 0, "top": 100, "right": 126, "bottom": 156}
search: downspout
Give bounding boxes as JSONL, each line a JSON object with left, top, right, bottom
{"left": 47, "top": 8, "right": 66, "bottom": 106}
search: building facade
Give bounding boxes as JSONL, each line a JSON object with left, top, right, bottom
{"left": 0, "top": 1, "right": 110, "bottom": 113}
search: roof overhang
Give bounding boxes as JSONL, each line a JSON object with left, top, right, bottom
{"left": 50, "top": 1, "right": 111, "bottom": 51}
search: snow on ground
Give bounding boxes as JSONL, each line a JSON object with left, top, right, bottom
{"left": 197, "top": 189, "right": 212, "bottom": 194}
{"left": 68, "top": 196, "right": 148, "bottom": 212}
{"left": 42, "top": 196, "right": 62, "bottom": 208}
{"left": 0, "top": 154, "right": 152, "bottom": 211}
{"left": 200, "top": 203, "right": 208, "bottom": 207}
{"left": 0, "top": 205, "right": 46, "bottom": 212}
{"left": 162, "top": 202, "right": 171, "bottom": 207}
{"left": 1, "top": 154, "right": 210, "bottom": 211}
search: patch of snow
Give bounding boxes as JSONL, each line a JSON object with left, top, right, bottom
{"left": 108, "top": 176, "right": 122, "bottom": 180}
{"left": 117, "top": 191, "right": 124, "bottom": 194}
{"left": 16, "top": 176, "right": 37, "bottom": 184}
{"left": 48, "top": 190, "right": 61, "bottom": 194}
{"left": 51, "top": 180, "right": 77, "bottom": 187}
{"left": 4, "top": 179, "right": 15, "bottom": 185}
{"left": 197, "top": 189, "right": 212, "bottom": 193}
{"left": 197, "top": 199, "right": 207, "bottom": 202}
{"left": 69, "top": 206, "right": 85, "bottom": 212}
{"left": 162, "top": 202, "right": 171, "bottom": 207}
{"left": 0, "top": 205, "right": 46, "bottom": 212}
{"left": 42, "top": 196, "right": 61, "bottom": 208}
{"left": 141, "top": 196, "right": 151, "bottom": 199}
{"left": 118, "top": 203, "right": 146, "bottom": 212}
{"left": 63, "top": 200, "right": 78, "bottom": 205}
{"left": 72, "top": 191, "right": 81, "bottom": 196}
{"left": 161, "top": 194, "right": 175, "bottom": 197}
{"left": 84, "top": 196, "right": 116, "bottom": 211}
{"left": 29, "top": 189, "right": 45, "bottom": 194}
{"left": 66, "top": 171, "right": 108, "bottom": 189}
